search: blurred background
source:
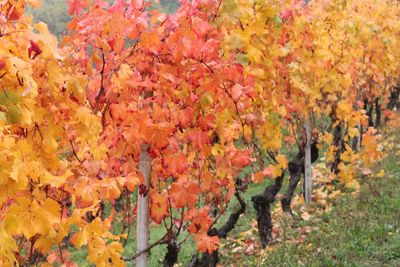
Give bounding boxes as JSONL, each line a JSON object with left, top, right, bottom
{"left": 29, "top": 0, "right": 179, "bottom": 40}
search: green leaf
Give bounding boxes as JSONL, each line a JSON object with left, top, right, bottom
{"left": 0, "top": 89, "right": 20, "bottom": 105}
{"left": 6, "top": 105, "right": 22, "bottom": 124}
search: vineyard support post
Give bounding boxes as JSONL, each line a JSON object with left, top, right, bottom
{"left": 357, "top": 122, "right": 362, "bottom": 151}
{"left": 304, "top": 119, "right": 312, "bottom": 205}
{"left": 136, "top": 144, "right": 151, "bottom": 267}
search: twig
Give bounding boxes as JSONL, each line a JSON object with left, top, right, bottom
{"left": 94, "top": 49, "right": 106, "bottom": 112}
{"left": 58, "top": 243, "right": 65, "bottom": 263}
{"left": 70, "top": 140, "right": 82, "bottom": 162}
{"left": 123, "top": 233, "right": 168, "bottom": 261}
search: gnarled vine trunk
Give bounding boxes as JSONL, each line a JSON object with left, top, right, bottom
{"left": 281, "top": 141, "right": 319, "bottom": 213}
{"left": 365, "top": 99, "right": 374, "bottom": 127}
{"left": 375, "top": 98, "right": 381, "bottom": 128}
{"left": 163, "top": 236, "right": 179, "bottom": 267}
{"left": 331, "top": 122, "right": 344, "bottom": 174}
{"left": 388, "top": 86, "right": 400, "bottom": 110}
{"left": 252, "top": 174, "right": 284, "bottom": 248}
{"left": 189, "top": 190, "right": 246, "bottom": 267}
{"left": 281, "top": 150, "right": 303, "bottom": 213}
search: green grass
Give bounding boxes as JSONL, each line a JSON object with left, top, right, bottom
{"left": 253, "top": 135, "right": 400, "bottom": 266}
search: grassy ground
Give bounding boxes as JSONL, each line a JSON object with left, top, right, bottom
{"left": 218, "top": 130, "right": 400, "bottom": 267}
{"left": 70, "top": 130, "right": 400, "bottom": 266}
{"left": 260, "top": 156, "right": 400, "bottom": 267}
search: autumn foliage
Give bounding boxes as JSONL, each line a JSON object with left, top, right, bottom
{"left": 1, "top": 0, "right": 400, "bottom": 266}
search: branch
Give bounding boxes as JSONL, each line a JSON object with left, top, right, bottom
{"left": 0, "top": 30, "right": 27, "bottom": 37}
{"left": 214, "top": 190, "right": 246, "bottom": 238}
{"left": 94, "top": 49, "right": 106, "bottom": 112}
{"left": 123, "top": 233, "right": 168, "bottom": 262}
{"left": 212, "top": 0, "right": 223, "bottom": 21}
{"left": 70, "top": 140, "right": 82, "bottom": 163}
{"left": 221, "top": 83, "right": 248, "bottom": 146}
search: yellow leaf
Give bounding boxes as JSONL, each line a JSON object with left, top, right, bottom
{"left": 71, "top": 229, "right": 88, "bottom": 248}
{"left": 4, "top": 215, "right": 19, "bottom": 235}
{"left": 276, "top": 154, "right": 288, "bottom": 169}
{"left": 211, "top": 144, "right": 224, "bottom": 157}
{"left": 336, "top": 100, "right": 352, "bottom": 121}
{"left": 247, "top": 46, "right": 263, "bottom": 62}
{"left": 40, "top": 170, "right": 72, "bottom": 187}
{"left": 376, "top": 169, "right": 385, "bottom": 178}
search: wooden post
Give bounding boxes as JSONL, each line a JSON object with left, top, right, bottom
{"left": 304, "top": 119, "right": 312, "bottom": 205}
{"left": 136, "top": 144, "right": 151, "bottom": 267}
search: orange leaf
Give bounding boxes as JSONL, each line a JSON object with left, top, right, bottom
{"left": 262, "top": 166, "right": 274, "bottom": 176}
{"left": 231, "top": 150, "right": 253, "bottom": 169}
{"left": 231, "top": 84, "right": 243, "bottom": 101}
{"left": 164, "top": 153, "right": 188, "bottom": 177}
{"left": 150, "top": 192, "right": 170, "bottom": 224}
{"left": 194, "top": 232, "right": 220, "bottom": 253}
{"left": 140, "top": 30, "right": 161, "bottom": 53}
{"left": 189, "top": 128, "right": 210, "bottom": 149}
{"left": 170, "top": 179, "right": 200, "bottom": 208}
{"left": 126, "top": 171, "right": 141, "bottom": 191}
{"left": 186, "top": 207, "right": 213, "bottom": 234}
{"left": 252, "top": 171, "right": 264, "bottom": 183}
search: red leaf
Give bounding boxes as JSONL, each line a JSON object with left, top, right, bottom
{"left": 108, "top": 0, "right": 125, "bottom": 13}
{"left": 28, "top": 40, "right": 42, "bottom": 59}
{"left": 192, "top": 17, "right": 212, "bottom": 37}
{"left": 231, "top": 84, "right": 243, "bottom": 102}
{"left": 6, "top": 5, "right": 21, "bottom": 20}
{"left": 0, "top": 60, "right": 5, "bottom": 70}
{"left": 108, "top": 39, "right": 115, "bottom": 51}
{"left": 138, "top": 184, "right": 148, "bottom": 197}
{"left": 132, "top": 0, "right": 144, "bottom": 10}
{"left": 281, "top": 9, "right": 293, "bottom": 20}
{"left": 231, "top": 150, "right": 253, "bottom": 169}
{"left": 197, "top": 114, "right": 215, "bottom": 131}
{"left": 68, "top": 0, "right": 85, "bottom": 16}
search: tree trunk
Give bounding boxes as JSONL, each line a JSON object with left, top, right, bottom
{"left": 252, "top": 174, "right": 284, "bottom": 248}
{"left": 364, "top": 99, "right": 374, "bottom": 127}
{"left": 281, "top": 140, "right": 319, "bottom": 213}
{"left": 304, "top": 120, "right": 312, "bottom": 205}
{"left": 352, "top": 122, "right": 362, "bottom": 152}
{"left": 281, "top": 151, "right": 303, "bottom": 213}
{"left": 136, "top": 144, "right": 151, "bottom": 267}
{"left": 164, "top": 237, "right": 179, "bottom": 267}
{"left": 388, "top": 86, "right": 400, "bottom": 110}
{"left": 375, "top": 98, "right": 381, "bottom": 128}
{"left": 188, "top": 190, "right": 246, "bottom": 267}
{"left": 331, "top": 123, "right": 343, "bottom": 174}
